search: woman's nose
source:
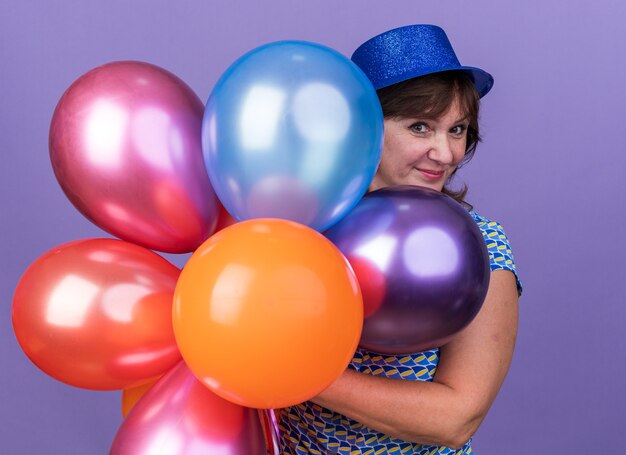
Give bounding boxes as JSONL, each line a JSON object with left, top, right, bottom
{"left": 427, "top": 133, "right": 455, "bottom": 165}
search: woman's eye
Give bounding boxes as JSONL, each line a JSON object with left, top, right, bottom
{"left": 409, "top": 123, "right": 428, "bottom": 133}
{"left": 451, "top": 125, "right": 467, "bottom": 136}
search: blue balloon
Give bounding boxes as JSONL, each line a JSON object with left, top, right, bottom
{"left": 202, "top": 41, "right": 383, "bottom": 231}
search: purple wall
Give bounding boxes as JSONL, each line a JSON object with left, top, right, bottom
{"left": 1, "top": 1, "right": 623, "bottom": 453}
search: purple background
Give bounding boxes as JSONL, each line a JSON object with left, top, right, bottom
{"left": 1, "top": 1, "right": 623, "bottom": 453}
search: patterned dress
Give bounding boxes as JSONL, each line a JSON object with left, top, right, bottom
{"left": 277, "top": 211, "right": 522, "bottom": 455}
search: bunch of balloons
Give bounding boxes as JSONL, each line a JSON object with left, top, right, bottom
{"left": 13, "top": 41, "right": 383, "bottom": 454}
{"left": 12, "top": 39, "right": 491, "bottom": 455}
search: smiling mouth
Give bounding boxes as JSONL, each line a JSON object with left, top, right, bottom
{"left": 417, "top": 168, "right": 445, "bottom": 180}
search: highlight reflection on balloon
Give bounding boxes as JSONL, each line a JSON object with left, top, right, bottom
{"left": 325, "top": 186, "right": 491, "bottom": 354}
{"left": 12, "top": 239, "right": 181, "bottom": 390}
{"left": 49, "top": 61, "right": 219, "bottom": 253}
{"left": 202, "top": 41, "right": 383, "bottom": 231}
{"left": 111, "top": 362, "right": 266, "bottom": 455}
{"left": 173, "top": 219, "right": 363, "bottom": 409}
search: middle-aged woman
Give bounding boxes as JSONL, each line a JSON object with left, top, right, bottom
{"left": 277, "top": 24, "right": 523, "bottom": 454}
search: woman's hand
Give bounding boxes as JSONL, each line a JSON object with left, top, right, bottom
{"left": 311, "top": 270, "right": 519, "bottom": 449}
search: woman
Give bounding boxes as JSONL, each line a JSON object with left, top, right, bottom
{"left": 278, "top": 24, "right": 522, "bottom": 454}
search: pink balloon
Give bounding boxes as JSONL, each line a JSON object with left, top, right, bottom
{"left": 111, "top": 362, "right": 267, "bottom": 455}
{"left": 49, "top": 61, "right": 219, "bottom": 253}
{"left": 12, "top": 239, "right": 181, "bottom": 390}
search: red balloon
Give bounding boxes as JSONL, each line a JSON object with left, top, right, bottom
{"left": 49, "top": 61, "right": 219, "bottom": 253}
{"left": 215, "top": 203, "right": 238, "bottom": 232}
{"left": 12, "top": 239, "right": 181, "bottom": 390}
{"left": 111, "top": 362, "right": 266, "bottom": 455}
{"left": 346, "top": 255, "right": 386, "bottom": 318}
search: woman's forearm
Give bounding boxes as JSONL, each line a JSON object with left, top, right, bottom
{"left": 311, "top": 270, "right": 519, "bottom": 449}
{"left": 311, "top": 369, "right": 477, "bottom": 449}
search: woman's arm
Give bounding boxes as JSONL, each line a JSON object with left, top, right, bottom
{"left": 311, "top": 269, "right": 519, "bottom": 449}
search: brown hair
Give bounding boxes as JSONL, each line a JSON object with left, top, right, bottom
{"left": 376, "top": 71, "right": 481, "bottom": 209}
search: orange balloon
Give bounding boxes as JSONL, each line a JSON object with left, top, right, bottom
{"left": 122, "top": 377, "right": 159, "bottom": 417}
{"left": 173, "top": 219, "right": 363, "bottom": 409}
{"left": 12, "top": 239, "right": 181, "bottom": 390}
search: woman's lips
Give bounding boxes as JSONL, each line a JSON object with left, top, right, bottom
{"left": 417, "top": 168, "right": 445, "bottom": 180}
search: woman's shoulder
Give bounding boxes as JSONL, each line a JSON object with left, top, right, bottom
{"left": 469, "top": 210, "right": 500, "bottom": 227}
{"left": 469, "top": 210, "right": 523, "bottom": 295}
{"left": 469, "top": 210, "right": 511, "bottom": 247}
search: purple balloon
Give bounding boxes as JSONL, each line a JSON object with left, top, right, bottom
{"left": 111, "top": 362, "right": 266, "bottom": 455}
{"left": 50, "top": 61, "right": 219, "bottom": 253}
{"left": 325, "top": 186, "right": 490, "bottom": 354}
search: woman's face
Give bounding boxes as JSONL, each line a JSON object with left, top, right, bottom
{"left": 370, "top": 98, "right": 468, "bottom": 192}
